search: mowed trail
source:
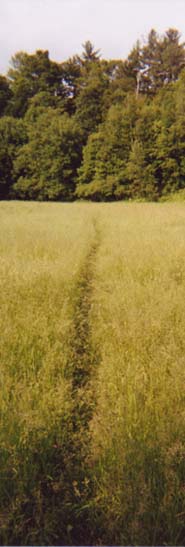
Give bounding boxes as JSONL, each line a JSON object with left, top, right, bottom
{"left": 59, "top": 217, "right": 102, "bottom": 545}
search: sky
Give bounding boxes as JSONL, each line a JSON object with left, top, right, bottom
{"left": 0, "top": 0, "right": 185, "bottom": 74}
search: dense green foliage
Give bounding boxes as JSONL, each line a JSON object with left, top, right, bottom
{"left": 1, "top": 30, "right": 185, "bottom": 200}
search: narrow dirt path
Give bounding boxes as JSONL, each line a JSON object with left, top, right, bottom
{"left": 60, "top": 217, "right": 101, "bottom": 545}
{"left": 70, "top": 220, "right": 101, "bottom": 409}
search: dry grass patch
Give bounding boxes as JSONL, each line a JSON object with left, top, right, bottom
{"left": 90, "top": 203, "right": 185, "bottom": 545}
{"left": 1, "top": 201, "right": 185, "bottom": 545}
{"left": 0, "top": 201, "right": 97, "bottom": 544}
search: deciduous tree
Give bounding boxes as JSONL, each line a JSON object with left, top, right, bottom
{"left": 13, "top": 109, "right": 83, "bottom": 200}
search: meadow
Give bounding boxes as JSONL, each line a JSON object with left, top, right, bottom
{"left": 0, "top": 201, "right": 185, "bottom": 545}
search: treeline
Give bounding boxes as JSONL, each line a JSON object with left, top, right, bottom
{"left": 1, "top": 29, "right": 185, "bottom": 201}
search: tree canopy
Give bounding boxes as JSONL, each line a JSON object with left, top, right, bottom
{"left": 1, "top": 30, "right": 185, "bottom": 201}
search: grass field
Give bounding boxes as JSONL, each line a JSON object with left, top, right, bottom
{"left": 0, "top": 201, "right": 185, "bottom": 545}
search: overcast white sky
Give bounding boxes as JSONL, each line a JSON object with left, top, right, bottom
{"left": 0, "top": 0, "right": 185, "bottom": 74}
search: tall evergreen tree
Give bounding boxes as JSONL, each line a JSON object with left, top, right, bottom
{"left": 141, "top": 28, "right": 185, "bottom": 95}
{"left": 74, "top": 62, "right": 108, "bottom": 140}
{"left": 81, "top": 41, "right": 101, "bottom": 63}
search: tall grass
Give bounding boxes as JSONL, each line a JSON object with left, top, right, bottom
{"left": 90, "top": 202, "right": 185, "bottom": 545}
{"left": 0, "top": 201, "right": 185, "bottom": 545}
{"left": 0, "top": 201, "right": 97, "bottom": 544}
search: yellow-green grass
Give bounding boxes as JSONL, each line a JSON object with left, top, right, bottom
{"left": 90, "top": 203, "right": 185, "bottom": 545}
{"left": 0, "top": 201, "right": 185, "bottom": 545}
{"left": 0, "top": 201, "right": 98, "bottom": 544}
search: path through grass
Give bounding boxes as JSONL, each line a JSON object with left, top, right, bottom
{"left": 0, "top": 201, "right": 185, "bottom": 545}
